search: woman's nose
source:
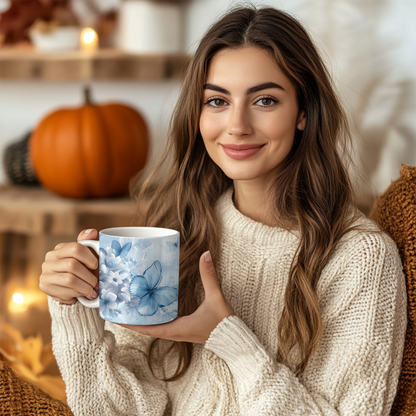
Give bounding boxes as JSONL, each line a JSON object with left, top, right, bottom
{"left": 227, "top": 106, "right": 252, "bottom": 137}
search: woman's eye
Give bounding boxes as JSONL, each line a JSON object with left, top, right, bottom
{"left": 256, "top": 97, "right": 277, "bottom": 107}
{"left": 206, "top": 98, "right": 227, "bottom": 108}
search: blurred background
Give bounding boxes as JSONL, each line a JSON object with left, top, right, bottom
{"left": 0, "top": 0, "right": 415, "bottom": 403}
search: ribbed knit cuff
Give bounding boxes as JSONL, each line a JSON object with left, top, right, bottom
{"left": 204, "top": 315, "right": 275, "bottom": 390}
{"left": 48, "top": 297, "right": 105, "bottom": 343}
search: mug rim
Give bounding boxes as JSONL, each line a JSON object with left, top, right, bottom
{"left": 99, "top": 226, "right": 179, "bottom": 239}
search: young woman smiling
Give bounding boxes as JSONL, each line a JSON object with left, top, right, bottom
{"left": 200, "top": 47, "right": 306, "bottom": 226}
{"left": 39, "top": 6, "right": 407, "bottom": 416}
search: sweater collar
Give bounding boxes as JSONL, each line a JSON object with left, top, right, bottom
{"left": 216, "top": 188, "right": 299, "bottom": 247}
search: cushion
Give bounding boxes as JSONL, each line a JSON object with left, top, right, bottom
{"left": 0, "top": 359, "right": 74, "bottom": 416}
{"left": 370, "top": 163, "right": 416, "bottom": 415}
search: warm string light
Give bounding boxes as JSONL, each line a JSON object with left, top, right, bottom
{"left": 10, "top": 292, "right": 27, "bottom": 313}
{"left": 80, "top": 28, "right": 98, "bottom": 52}
{"left": 12, "top": 293, "right": 24, "bottom": 304}
{"left": 8, "top": 290, "right": 46, "bottom": 313}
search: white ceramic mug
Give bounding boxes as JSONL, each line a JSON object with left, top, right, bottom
{"left": 78, "top": 227, "right": 179, "bottom": 325}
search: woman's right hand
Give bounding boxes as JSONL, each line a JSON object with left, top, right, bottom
{"left": 39, "top": 229, "right": 99, "bottom": 305}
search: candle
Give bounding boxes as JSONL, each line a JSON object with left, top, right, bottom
{"left": 12, "top": 293, "right": 24, "bottom": 304}
{"left": 8, "top": 290, "right": 47, "bottom": 314}
{"left": 80, "top": 28, "right": 98, "bottom": 52}
{"left": 9, "top": 292, "right": 28, "bottom": 313}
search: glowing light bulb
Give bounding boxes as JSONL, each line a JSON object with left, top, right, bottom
{"left": 12, "top": 293, "right": 24, "bottom": 304}
{"left": 80, "top": 28, "right": 98, "bottom": 52}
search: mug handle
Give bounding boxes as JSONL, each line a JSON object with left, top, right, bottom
{"left": 77, "top": 240, "right": 100, "bottom": 308}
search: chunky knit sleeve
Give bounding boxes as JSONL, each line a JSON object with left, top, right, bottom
{"left": 204, "top": 232, "right": 407, "bottom": 416}
{"left": 48, "top": 297, "right": 168, "bottom": 416}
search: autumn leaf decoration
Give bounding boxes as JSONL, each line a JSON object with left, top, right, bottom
{"left": 0, "top": 322, "right": 67, "bottom": 403}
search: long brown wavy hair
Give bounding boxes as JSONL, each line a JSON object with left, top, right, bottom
{"left": 132, "top": 5, "right": 359, "bottom": 380}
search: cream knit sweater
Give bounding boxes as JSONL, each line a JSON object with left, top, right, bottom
{"left": 48, "top": 189, "right": 407, "bottom": 416}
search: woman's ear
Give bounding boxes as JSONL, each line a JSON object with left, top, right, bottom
{"left": 297, "top": 111, "right": 306, "bottom": 131}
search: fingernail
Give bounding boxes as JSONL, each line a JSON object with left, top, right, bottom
{"left": 204, "top": 251, "right": 212, "bottom": 262}
{"left": 92, "top": 290, "right": 98, "bottom": 298}
{"left": 85, "top": 229, "right": 93, "bottom": 234}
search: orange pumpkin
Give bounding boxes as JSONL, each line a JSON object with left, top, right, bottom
{"left": 30, "top": 87, "right": 149, "bottom": 198}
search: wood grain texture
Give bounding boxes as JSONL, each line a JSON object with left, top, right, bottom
{"left": 0, "top": 185, "right": 137, "bottom": 235}
{"left": 0, "top": 49, "right": 189, "bottom": 80}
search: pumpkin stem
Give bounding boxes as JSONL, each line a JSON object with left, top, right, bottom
{"left": 84, "top": 86, "right": 93, "bottom": 105}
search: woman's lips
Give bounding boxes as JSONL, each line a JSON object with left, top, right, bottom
{"left": 221, "top": 144, "right": 265, "bottom": 160}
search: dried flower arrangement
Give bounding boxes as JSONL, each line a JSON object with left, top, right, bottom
{"left": 0, "top": 322, "right": 67, "bottom": 403}
{"left": 0, "top": 0, "right": 78, "bottom": 46}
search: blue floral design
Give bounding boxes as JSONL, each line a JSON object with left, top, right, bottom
{"left": 97, "top": 235, "right": 179, "bottom": 324}
{"left": 166, "top": 236, "right": 179, "bottom": 251}
{"left": 119, "top": 298, "right": 141, "bottom": 320}
{"left": 111, "top": 240, "right": 132, "bottom": 258}
{"left": 100, "top": 289, "right": 118, "bottom": 316}
{"left": 138, "top": 239, "right": 152, "bottom": 248}
{"left": 129, "top": 261, "right": 178, "bottom": 316}
{"left": 102, "top": 249, "right": 122, "bottom": 271}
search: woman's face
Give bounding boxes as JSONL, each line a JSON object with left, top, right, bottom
{"left": 199, "top": 47, "right": 305, "bottom": 187}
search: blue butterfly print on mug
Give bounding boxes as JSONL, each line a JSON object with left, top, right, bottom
{"left": 166, "top": 237, "right": 179, "bottom": 250}
{"left": 129, "top": 261, "right": 178, "bottom": 316}
{"left": 111, "top": 240, "right": 132, "bottom": 258}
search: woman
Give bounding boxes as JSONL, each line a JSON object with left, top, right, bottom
{"left": 39, "top": 6, "right": 407, "bottom": 415}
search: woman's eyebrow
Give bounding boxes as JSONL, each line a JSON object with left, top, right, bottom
{"left": 203, "top": 82, "right": 286, "bottom": 95}
{"left": 203, "top": 84, "right": 230, "bottom": 94}
{"left": 247, "top": 82, "right": 285, "bottom": 94}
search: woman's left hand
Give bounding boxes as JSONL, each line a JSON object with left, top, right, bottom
{"left": 119, "top": 251, "right": 234, "bottom": 344}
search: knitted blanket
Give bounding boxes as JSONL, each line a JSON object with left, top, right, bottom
{"left": 0, "top": 359, "right": 73, "bottom": 416}
{"left": 370, "top": 163, "right": 416, "bottom": 415}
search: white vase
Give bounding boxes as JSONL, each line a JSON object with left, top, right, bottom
{"left": 30, "top": 26, "right": 80, "bottom": 52}
{"left": 118, "top": 0, "right": 182, "bottom": 54}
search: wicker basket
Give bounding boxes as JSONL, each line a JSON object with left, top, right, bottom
{"left": 3, "top": 132, "right": 40, "bottom": 186}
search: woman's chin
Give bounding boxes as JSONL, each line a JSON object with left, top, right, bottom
{"left": 222, "top": 169, "right": 261, "bottom": 182}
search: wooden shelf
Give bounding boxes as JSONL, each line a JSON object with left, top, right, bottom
{"left": 0, "top": 185, "right": 139, "bottom": 235}
{"left": 0, "top": 48, "right": 190, "bottom": 81}
{"left": 0, "top": 185, "right": 142, "bottom": 343}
